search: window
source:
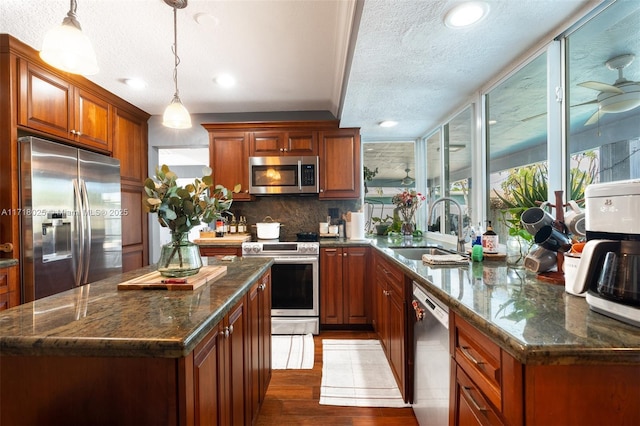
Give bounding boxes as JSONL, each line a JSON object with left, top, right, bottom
{"left": 566, "top": 1, "right": 640, "bottom": 189}
{"left": 486, "top": 53, "right": 548, "bottom": 242}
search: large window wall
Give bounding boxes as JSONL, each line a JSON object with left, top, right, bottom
{"left": 420, "top": 0, "right": 639, "bottom": 246}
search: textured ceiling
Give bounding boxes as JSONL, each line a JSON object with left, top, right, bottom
{"left": 4, "top": 0, "right": 631, "bottom": 184}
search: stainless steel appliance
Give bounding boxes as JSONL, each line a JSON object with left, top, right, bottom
{"left": 248, "top": 156, "right": 319, "bottom": 195}
{"left": 572, "top": 179, "right": 640, "bottom": 327}
{"left": 242, "top": 241, "right": 319, "bottom": 334}
{"left": 412, "top": 282, "right": 450, "bottom": 426}
{"left": 19, "top": 136, "right": 122, "bottom": 302}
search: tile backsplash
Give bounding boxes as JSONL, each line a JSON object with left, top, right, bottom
{"left": 214, "top": 196, "right": 360, "bottom": 240}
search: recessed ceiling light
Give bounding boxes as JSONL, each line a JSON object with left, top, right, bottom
{"left": 124, "top": 78, "right": 147, "bottom": 90}
{"left": 379, "top": 120, "right": 398, "bottom": 128}
{"left": 194, "top": 12, "right": 219, "bottom": 26}
{"left": 444, "top": 1, "right": 489, "bottom": 29}
{"left": 215, "top": 74, "right": 236, "bottom": 88}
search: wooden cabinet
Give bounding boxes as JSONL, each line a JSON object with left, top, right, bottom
{"left": 112, "top": 107, "right": 149, "bottom": 272}
{"left": 18, "top": 59, "right": 112, "bottom": 153}
{"left": 247, "top": 271, "right": 272, "bottom": 421}
{"left": 199, "top": 246, "right": 242, "bottom": 257}
{"left": 450, "top": 313, "right": 640, "bottom": 426}
{"left": 193, "top": 295, "right": 248, "bottom": 426}
{"left": 206, "top": 130, "right": 252, "bottom": 201}
{"left": 450, "top": 313, "right": 519, "bottom": 426}
{"left": 250, "top": 130, "right": 317, "bottom": 156}
{"left": 373, "top": 251, "right": 408, "bottom": 401}
{"left": 0, "top": 264, "right": 19, "bottom": 310}
{"left": 318, "top": 128, "right": 361, "bottom": 199}
{"left": 320, "top": 247, "right": 369, "bottom": 325}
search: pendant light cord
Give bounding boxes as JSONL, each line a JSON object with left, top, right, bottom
{"left": 172, "top": 5, "right": 180, "bottom": 99}
{"left": 63, "top": 0, "right": 82, "bottom": 31}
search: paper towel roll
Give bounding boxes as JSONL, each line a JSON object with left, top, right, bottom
{"left": 349, "top": 212, "right": 365, "bottom": 240}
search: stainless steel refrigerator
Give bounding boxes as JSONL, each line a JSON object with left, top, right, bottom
{"left": 19, "top": 136, "right": 122, "bottom": 302}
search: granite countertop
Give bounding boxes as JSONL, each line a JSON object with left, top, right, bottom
{"left": 0, "top": 258, "right": 18, "bottom": 268}
{"left": 370, "top": 236, "right": 640, "bottom": 365}
{"left": 0, "top": 257, "right": 273, "bottom": 358}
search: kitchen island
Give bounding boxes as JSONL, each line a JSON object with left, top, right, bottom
{"left": 0, "top": 257, "right": 273, "bottom": 425}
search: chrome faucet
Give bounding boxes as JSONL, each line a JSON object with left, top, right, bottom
{"left": 427, "top": 197, "right": 466, "bottom": 253}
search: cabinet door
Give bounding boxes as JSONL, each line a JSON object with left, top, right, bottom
{"left": 388, "top": 290, "right": 405, "bottom": 392}
{"left": 0, "top": 265, "right": 18, "bottom": 310}
{"left": 285, "top": 130, "right": 317, "bottom": 156}
{"left": 18, "top": 60, "right": 72, "bottom": 139}
{"left": 209, "top": 132, "right": 252, "bottom": 201}
{"left": 320, "top": 248, "right": 344, "bottom": 324}
{"left": 343, "top": 247, "right": 369, "bottom": 324}
{"left": 226, "top": 299, "right": 247, "bottom": 426}
{"left": 258, "top": 271, "right": 272, "bottom": 399}
{"left": 74, "top": 88, "right": 112, "bottom": 152}
{"left": 452, "top": 364, "right": 504, "bottom": 426}
{"left": 375, "top": 275, "right": 389, "bottom": 350}
{"left": 250, "top": 131, "right": 285, "bottom": 156}
{"left": 193, "top": 324, "right": 224, "bottom": 426}
{"left": 113, "top": 108, "right": 149, "bottom": 271}
{"left": 318, "top": 128, "right": 361, "bottom": 199}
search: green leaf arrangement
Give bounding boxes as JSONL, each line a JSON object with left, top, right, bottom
{"left": 143, "top": 165, "right": 239, "bottom": 234}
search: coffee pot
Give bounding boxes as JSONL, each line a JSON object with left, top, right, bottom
{"left": 572, "top": 179, "right": 640, "bottom": 327}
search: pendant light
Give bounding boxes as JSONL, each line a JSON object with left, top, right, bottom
{"left": 40, "top": 0, "right": 99, "bottom": 76}
{"left": 162, "top": 0, "right": 192, "bottom": 129}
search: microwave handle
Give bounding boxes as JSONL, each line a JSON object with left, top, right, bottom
{"left": 298, "top": 159, "right": 302, "bottom": 191}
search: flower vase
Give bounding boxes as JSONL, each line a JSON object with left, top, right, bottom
{"left": 157, "top": 232, "right": 203, "bottom": 278}
{"left": 401, "top": 220, "right": 415, "bottom": 236}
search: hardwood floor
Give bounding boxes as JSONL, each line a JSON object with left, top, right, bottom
{"left": 255, "top": 330, "right": 419, "bottom": 426}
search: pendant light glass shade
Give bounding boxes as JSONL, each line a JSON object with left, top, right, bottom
{"left": 39, "top": 0, "right": 99, "bottom": 76}
{"left": 163, "top": 94, "right": 192, "bottom": 129}
{"left": 162, "top": 1, "right": 192, "bottom": 129}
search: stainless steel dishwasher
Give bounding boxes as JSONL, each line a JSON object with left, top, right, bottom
{"left": 411, "top": 281, "right": 450, "bottom": 426}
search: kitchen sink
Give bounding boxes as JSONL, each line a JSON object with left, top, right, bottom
{"left": 390, "top": 246, "right": 458, "bottom": 260}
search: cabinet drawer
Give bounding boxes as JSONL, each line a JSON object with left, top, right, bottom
{"left": 452, "top": 315, "right": 502, "bottom": 410}
{"left": 375, "top": 255, "right": 404, "bottom": 294}
{"left": 455, "top": 364, "right": 504, "bottom": 426}
{"left": 0, "top": 269, "right": 8, "bottom": 294}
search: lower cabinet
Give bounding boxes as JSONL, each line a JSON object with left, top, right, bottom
{"left": 247, "top": 270, "right": 272, "bottom": 421}
{"left": 193, "top": 296, "right": 247, "bottom": 425}
{"left": 193, "top": 270, "right": 271, "bottom": 426}
{"left": 372, "top": 251, "right": 409, "bottom": 401}
{"left": 0, "top": 264, "right": 18, "bottom": 310}
{"left": 320, "top": 247, "right": 369, "bottom": 325}
{"left": 450, "top": 312, "right": 640, "bottom": 426}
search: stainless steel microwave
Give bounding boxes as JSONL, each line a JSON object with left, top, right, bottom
{"left": 249, "top": 156, "right": 319, "bottom": 195}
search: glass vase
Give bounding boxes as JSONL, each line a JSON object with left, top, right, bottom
{"left": 506, "top": 236, "right": 530, "bottom": 268}
{"left": 401, "top": 221, "right": 415, "bottom": 236}
{"left": 157, "top": 232, "right": 202, "bottom": 278}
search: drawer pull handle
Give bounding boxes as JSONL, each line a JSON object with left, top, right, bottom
{"left": 462, "top": 386, "right": 487, "bottom": 412}
{"left": 460, "top": 345, "right": 485, "bottom": 366}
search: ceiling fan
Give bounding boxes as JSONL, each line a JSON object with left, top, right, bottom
{"left": 401, "top": 168, "right": 415, "bottom": 186}
{"left": 579, "top": 53, "right": 640, "bottom": 126}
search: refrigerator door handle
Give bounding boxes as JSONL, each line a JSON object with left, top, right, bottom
{"left": 80, "top": 179, "right": 92, "bottom": 284}
{"left": 73, "top": 178, "right": 85, "bottom": 287}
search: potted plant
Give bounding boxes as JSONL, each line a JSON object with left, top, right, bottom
{"left": 363, "top": 166, "right": 378, "bottom": 194}
{"left": 370, "top": 214, "right": 394, "bottom": 235}
{"left": 143, "top": 165, "right": 238, "bottom": 277}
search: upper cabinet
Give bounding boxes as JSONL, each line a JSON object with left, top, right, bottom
{"left": 207, "top": 130, "right": 252, "bottom": 201}
{"left": 17, "top": 59, "right": 112, "bottom": 153}
{"left": 204, "top": 120, "right": 360, "bottom": 201}
{"left": 319, "top": 128, "right": 361, "bottom": 199}
{"left": 250, "top": 130, "right": 317, "bottom": 156}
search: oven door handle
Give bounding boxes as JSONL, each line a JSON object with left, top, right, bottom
{"left": 272, "top": 256, "right": 318, "bottom": 264}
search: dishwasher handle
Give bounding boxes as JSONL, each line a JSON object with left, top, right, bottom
{"left": 412, "top": 282, "right": 449, "bottom": 329}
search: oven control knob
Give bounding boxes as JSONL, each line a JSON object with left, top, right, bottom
{"left": 252, "top": 245, "right": 260, "bottom": 253}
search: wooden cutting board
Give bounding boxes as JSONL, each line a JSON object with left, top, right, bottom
{"left": 117, "top": 265, "right": 227, "bottom": 291}
{"left": 194, "top": 234, "right": 251, "bottom": 244}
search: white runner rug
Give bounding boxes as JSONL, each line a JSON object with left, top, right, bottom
{"left": 320, "top": 339, "right": 410, "bottom": 408}
{"left": 272, "top": 334, "right": 315, "bottom": 369}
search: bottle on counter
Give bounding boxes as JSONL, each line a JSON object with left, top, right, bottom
{"left": 482, "top": 220, "right": 499, "bottom": 253}
{"left": 215, "top": 218, "right": 225, "bottom": 237}
{"left": 238, "top": 216, "right": 247, "bottom": 234}
{"left": 229, "top": 215, "right": 237, "bottom": 234}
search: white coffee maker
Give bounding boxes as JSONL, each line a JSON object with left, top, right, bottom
{"left": 572, "top": 179, "right": 640, "bottom": 327}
